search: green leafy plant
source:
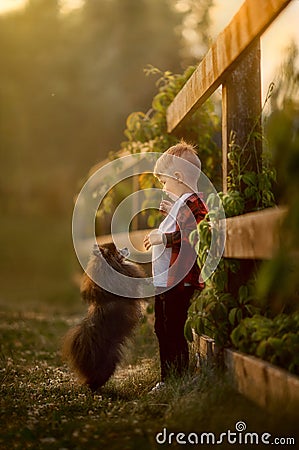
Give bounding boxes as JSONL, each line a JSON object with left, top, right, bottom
{"left": 185, "top": 265, "right": 261, "bottom": 348}
{"left": 255, "top": 44, "right": 299, "bottom": 315}
{"left": 231, "top": 312, "right": 299, "bottom": 374}
{"left": 229, "top": 47, "right": 299, "bottom": 374}
{"left": 121, "top": 64, "right": 221, "bottom": 187}
{"left": 219, "top": 83, "right": 277, "bottom": 218}
{"left": 186, "top": 202, "right": 261, "bottom": 348}
{"left": 185, "top": 84, "right": 278, "bottom": 348}
{"left": 186, "top": 46, "right": 299, "bottom": 378}
{"left": 98, "top": 65, "right": 221, "bottom": 229}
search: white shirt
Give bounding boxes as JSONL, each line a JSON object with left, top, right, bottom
{"left": 152, "top": 193, "right": 192, "bottom": 287}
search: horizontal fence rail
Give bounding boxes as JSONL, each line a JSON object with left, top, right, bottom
{"left": 166, "top": 0, "right": 292, "bottom": 132}
{"left": 224, "top": 206, "right": 287, "bottom": 259}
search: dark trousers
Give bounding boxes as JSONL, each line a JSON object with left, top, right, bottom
{"left": 154, "top": 284, "right": 194, "bottom": 381}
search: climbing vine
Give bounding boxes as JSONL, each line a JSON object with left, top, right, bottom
{"left": 220, "top": 82, "right": 277, "bottom": 218}
{"left": 186, "top": 45, "right": 299, "bottom": 375}
{"left": 230, "top": 45, "right": 299, "bottom": 373}
{"left": 185, "top": 86, "right": 277, "bottom": 348}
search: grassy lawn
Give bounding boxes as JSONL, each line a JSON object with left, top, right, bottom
{"left": 0, "top": 215, "right": 298, "bottom": 449}
{"left": 1, "top": 309, "right": 298, "bottom": 450}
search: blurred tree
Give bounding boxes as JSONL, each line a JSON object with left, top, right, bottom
{"left": 0, "top": 0, "right": 185, "bottom": 215}
{"left": 79, "top": 0, "right": 184, "bottom": 149}
{"left": 174, "top": 0, "right": 215, "bottom": 63}
{"left": 0, "top": 0, "right": 216, "bottom": 217}
{"left": 0, "top": 0, "right": 217, "bottom": 305}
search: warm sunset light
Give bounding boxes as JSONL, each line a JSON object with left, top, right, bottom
{"left": 2, "top": 0, "right": 297, "bottom": 97}
{"left": 0, "top": 0, "right": 84, "bottom": 14}
{"left": 0, "top": 0, "right": 25, "bottom": 14}
{"left": 1, "top": 0, "right": 298, "bottom": 448}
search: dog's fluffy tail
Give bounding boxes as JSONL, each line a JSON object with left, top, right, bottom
{"left": 62, "top": 302, "right": 141, "bottom": 391}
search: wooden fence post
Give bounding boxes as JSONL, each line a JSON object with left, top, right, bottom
{"left": 222, "top": 38, "right": 262, "bottom": 194}
{"left": 222, "top": 39, "right": 262, "bottom": 293}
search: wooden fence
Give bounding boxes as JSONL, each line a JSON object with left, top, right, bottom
{"left": 94, "top": 0, "right": 292, "bottom": 258}
{"left": 167, "top": 0, "right": 292, "bottom": 260}
{"left": 168, "top": 0, "right": 297, "bottom": 412}
{"left": 90, "top": 0, "right": 298, "bottom": 412}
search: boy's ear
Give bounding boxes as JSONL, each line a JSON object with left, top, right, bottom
{"left": 174, "top": 171, "right": 183, "bottom": 182}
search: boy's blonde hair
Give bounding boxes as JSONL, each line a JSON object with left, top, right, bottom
{"left": 154, "top": 141, "right": 201, "bottom": 185}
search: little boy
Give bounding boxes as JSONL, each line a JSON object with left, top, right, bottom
{"left": 144, "top": 141, "right": 208, "bottom": 390}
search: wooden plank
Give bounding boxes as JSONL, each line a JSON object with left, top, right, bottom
{"left": 86, "top": 207, "right": 286, "bottom": 261}
{"left": 192, "top": 332, "right": 217, "bottom": 369}
{"left": 224, "top": 349, "right": 299, "bottom": 416}
{"left": 167, "top": 0, "right": 292, "bottom": 132}
{"left": 94, "top": 207, "right": 286, "bottom": 261}
{"left": 192, "top": 334, "right": 299, "bottom": 416}
{"left": 224, "top": 206, "right": 287, "bottom": 259}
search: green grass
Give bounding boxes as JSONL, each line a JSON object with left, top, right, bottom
{"left": 0, "top": 215, "right": 298, "bottom": 449}
{"left": 1, "top": 310, "right": 298, "bottom": 450}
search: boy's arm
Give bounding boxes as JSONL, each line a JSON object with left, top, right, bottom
{"left": 164, "top": 198, "right": 207, "bottom": 248}
{"left": 164, "top": 230, "right": 181, "bottom": 248}
{"left": 143, "top": 229, "right": 166, "bottom": 250}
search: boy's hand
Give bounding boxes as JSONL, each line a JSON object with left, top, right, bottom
{"left": 159, "top": 200, "right": 173, "bottom": 215}
{"left": 143, "top": 229, "right": 165, "bottom": 250}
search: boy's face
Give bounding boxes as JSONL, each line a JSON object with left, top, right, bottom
{"left": 158, "top": 175, "right": 181, "bottom": 200}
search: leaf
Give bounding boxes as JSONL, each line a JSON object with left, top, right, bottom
{"left": 184, "top": 319, "right": 194, "bottom": 342}
{"left": 245, "top": 304, "right": 256, "bottom": 316}
{"left": 256, "top": 340, "right": 268, "bottom": 358}
{"left": 236, "top": 309, "right": 243, "bottom": 323}
{"left": 126, "top": 112, "right": 146, "bottom": 131}
{"left": 152, "top": 92, "right": 169, "bottom": 112}
{"left": 231, "top": 325, "right": 244, "bottom": 347}
{"left": 241, "top": 172, "right": 257, "bottom": 186}
{"left": 195, "top": 316, "right": 205, "bottom": 335}
{"left": 229, "top": 308, "right": 237, "bottom": 325}
{"left": 238, "top": 285, "right": 249, "bottom": 303}
{"left": 244, "top": 186, "right": 257, "bottom": 199}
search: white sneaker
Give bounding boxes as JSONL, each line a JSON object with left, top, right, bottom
{"left": 150, "top": 381, "right": 166, "bottom": 393}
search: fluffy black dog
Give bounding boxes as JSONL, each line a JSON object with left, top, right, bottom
{"left": 62, "top": 243, "right": 145, "bottom": 391}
